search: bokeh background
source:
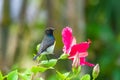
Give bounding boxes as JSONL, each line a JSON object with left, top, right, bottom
{"left": 0, "top": 0, "right": 120, "bottom": 80}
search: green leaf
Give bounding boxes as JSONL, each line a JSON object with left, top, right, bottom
{"left": 56, "top": 71, "right": 70, "bottom": 80}
{"left": 7, "top": 70, "right": 18, "bottom": 80}
{"left": 56, "top": 71, "right": 66, "bottom": 79}
{"left": 31, "top": 66, "right": 48, "bottom": 73}
{"left": 68, "top": 66, "right": 81, "bottom": 79}
{"left": 72, "top": 66, "right": 81, "bottom": 75}
{"left": 19, "top": 74, "right": 31, "bottom": 80}
{"left": 80, "top": 74, "right": 90, "bottom": 80}
{"left": 59, "top": 53, "right": 69, "bottom": 59}
{"left": 19, "top": 69, "right": 32, "bottom": 80}
{"left": 0, "top": 71, "right": 3, "bottom": 80}
{"left": 40, "top": 59, "right": 57, "bottom": 68}
{"left": 36, "top": 77, "right": 44, "bottom": 80}
{"left": 63, "top": 72, "right": 70, "bottom": 77}
{"left": 36, "top": 44, "right": 40, "bottom": 51}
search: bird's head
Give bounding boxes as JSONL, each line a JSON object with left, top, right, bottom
{"left": 45, "top": 27, "right": 55, "bottom": 35}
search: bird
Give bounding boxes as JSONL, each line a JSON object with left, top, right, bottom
{"left": 33, "top": 27, "right": 55, "bottom": 60}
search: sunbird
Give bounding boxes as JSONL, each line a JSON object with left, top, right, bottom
{"left": 33, "top": 27, "right": 55, "bottom": 60}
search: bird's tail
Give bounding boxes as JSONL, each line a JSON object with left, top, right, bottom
{"left": 33, "top": 53, "right": 40, "bottom": 60}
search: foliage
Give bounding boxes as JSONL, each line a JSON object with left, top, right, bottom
{"left": 0, "top": 56, "right": 99, "bottom": 80}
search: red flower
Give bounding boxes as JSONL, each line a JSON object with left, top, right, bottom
{"left": 62, "top": 27, "right": 94, "bottom": 67}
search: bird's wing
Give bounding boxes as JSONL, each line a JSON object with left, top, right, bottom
{"left": 39, "top": 36, "right": 55, "bottom": 53}
{"left": 33, "top": 36, "right": 55, "bottom": 60}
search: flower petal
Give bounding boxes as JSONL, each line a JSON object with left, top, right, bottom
{"left": 69, "top": 52, "right": 88, "bottom": 59}
{"left": 62, "top": 27, "right": 76, "bottom": 53}
{"left": 80, "top": 57, "right": 94, "bottom": 67}
{"left": 80, "top": 57, "right": 86, "bottom": 65}
{"left": 69, "top": 42, "right": 89, "bottom": 57}
{"left": 84, "top": 62, "right": 95, "bottom": 67}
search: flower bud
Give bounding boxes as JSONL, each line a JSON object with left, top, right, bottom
{"left": 92, "top": 64, "right": 100, "bottom": 79}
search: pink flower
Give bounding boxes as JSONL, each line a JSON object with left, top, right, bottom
{"left": 62, "top": 27, "right": 94, "bottom": 67}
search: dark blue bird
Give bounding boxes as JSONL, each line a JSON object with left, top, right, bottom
{"left": 33, "top": 27, "right": 55, "bottom": 60}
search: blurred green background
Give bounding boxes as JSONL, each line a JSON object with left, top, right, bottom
{"left": 0, "top": 0, "right": 120, "bottom": 80}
